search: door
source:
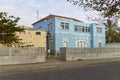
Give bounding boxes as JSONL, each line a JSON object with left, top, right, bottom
{"left": 99, "top": 42, "right": 102, "bottom": 48}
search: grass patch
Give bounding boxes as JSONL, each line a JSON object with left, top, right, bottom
{"left": 48, "top": 55, "right": 60, "bottom": 60}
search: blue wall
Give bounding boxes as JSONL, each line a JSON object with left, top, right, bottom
{"left": 90, "top": 23, "right": 105, "bottom": 48}
{"left": 54, "top": 17, "right": 92, "bottom": 52}
{"left": 33, "top": 16, "right": 106, "bottom": 54}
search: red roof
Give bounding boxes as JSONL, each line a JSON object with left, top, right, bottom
{"left": 32, "top": 14, "right": 82, "bottom": 25}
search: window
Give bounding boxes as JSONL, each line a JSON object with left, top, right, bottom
{"left": 48, "top": 24, "right": 50, "bottom": 31}
{"left": 50, "top": 23, "right": 52, "bottom": 30}
{"left": 74, "top": 25, "right": 82, "bottom": 32}
{"left": 48, "top": 23, "right": 52, "bottom": 31}
{"left": 86, "top": 27, "right": 90, "bottom": 32}
{"left": 65, "top": 23, "right": 69, "bottom": 29}
{"left": 60, "top": 22, "right": 69, "bottom": 30}
{"left": 85, "top": 27, "right": 87, "bottom": 32}
{"left": 97, "top": 27, "right": 99, "bottom": 32}
{"left": 75, "top": 25, "right": 78, "bottom": 31}
{"left": 82, "top": 27, "right": 84, "bottom": 32}
{"left": 88, "top": 27, "right": 90, "bottom": 32}
{"left": 36, "top": 32, "right": 41, "bottom": 35}
{"left": 74, "top": 25, "right": 90, "bottom": 32}
{"left": 100, "top": 28, "right": 102, "bottom": 33}
{"left": 60, "top": 22, "right": 64, "bottom": 29}
{"left": 97, "top": 27, "right": 102, "bottom": 33}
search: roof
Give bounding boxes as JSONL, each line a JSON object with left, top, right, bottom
{"left": 32, "top": 14, "right": 82, "bottom": 25}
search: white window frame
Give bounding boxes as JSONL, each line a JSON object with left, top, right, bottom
{"left": 60, "top": 22, "right": 69, "bottom": 30}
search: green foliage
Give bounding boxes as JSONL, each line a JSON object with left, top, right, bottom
{"left": 0, "top": 12, "right": 24, "bottom": 46}
{"left": 105, "top": 19, "right": 120, "bottom": 43}
{"left": 106, "top": 28, "right": 120, "bottom": 43}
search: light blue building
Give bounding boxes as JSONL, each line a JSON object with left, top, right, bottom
{"left": 33, "top": 14, "right": 105, "bottom": 54}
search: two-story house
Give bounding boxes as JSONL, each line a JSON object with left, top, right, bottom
{"left": 32, "top": 14, "right": 105, "bottom": 54}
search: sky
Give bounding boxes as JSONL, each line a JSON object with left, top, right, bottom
{"left": 0, "top": 0, "right": 90, "bottom": 27}
{"left": 0, "top": 0, "right": 119, "bottom": 27}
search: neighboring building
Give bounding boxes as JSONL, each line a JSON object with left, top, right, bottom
{"left": 0, "top": 25, "right": 47, "bottom": 48}
{"left": 16, "top": 28, "right": 47, "bottom": 48}
{"left": 32, "top": 14, "right": 105, "bottom": 54}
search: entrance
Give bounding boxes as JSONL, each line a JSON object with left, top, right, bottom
{"left": 99, "top": 42, "right": 102, "bottom": 48}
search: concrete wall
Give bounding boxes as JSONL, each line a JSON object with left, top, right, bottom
{"left": 60, "top": 47, "right": 120, "bottom": 61}
{"left": 0, "top": 47, "right": 45, "bottom": 65}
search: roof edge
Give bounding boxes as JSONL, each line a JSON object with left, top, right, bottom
{"left": 32, "top": 14, "right": 83, "bottom": 25}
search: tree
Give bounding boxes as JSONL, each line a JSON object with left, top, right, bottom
{"left": 105, "top": 19, "right": 120, "bottom": 43}
{"left": 0, "top": 12, "right": 24, "bottom": 46}
{"left": 104, "top": 19, "right": 118, "bottom": 28}
{"left": 86, "top": 13, "right": 119, "bottom": 28}
{"left": 106, "top": 28, "right": 120, "bottom": 43}
{"left": 67, "top": 0, "right": 120, "bottom": 20}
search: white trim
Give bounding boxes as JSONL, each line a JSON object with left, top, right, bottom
{"left": 75, "top": 40, "right": 88, "bottom": 44}
{"left": 75, "top": 40, "right": 88, "bottom": 48}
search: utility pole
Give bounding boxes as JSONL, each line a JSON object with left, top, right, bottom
{"left": 36, "top": 10, "right": 39, "bottom": 20}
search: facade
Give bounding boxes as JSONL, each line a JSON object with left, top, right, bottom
{"left": 16, "top": 28, "right": 47, "bottom": 48}
{"left": 33, "top": 14, "right": 105, "bottom": 54}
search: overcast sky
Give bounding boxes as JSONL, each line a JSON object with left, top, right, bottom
{"left": 1, "top": 0, "right": 119, "bottom": 27}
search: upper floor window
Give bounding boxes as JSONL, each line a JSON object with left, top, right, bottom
{"left": 74, "top": 25, "right": 90, "bottom": 32}
{"left": 85, "top": 27, "right": 90, "bottom": 32}
{"left": 60, "top": 22, "right": 69, "bottom": 30}
{"left": 75, "top": 25, "right": 82, "bottom": 32}
{"left": 48, "top": 23, "right": 52, "bottom": 31}
{"left": 82, "top": 27, "right": 85, "bottom": 32}
{"left": 97, "top": 27, "right": 102, "bottom": 33}
{"left": 65, "top": 23, "right": 69, "bottom": 29}
{"left": 36, "top": 32, "right": 41, "bottom": 35}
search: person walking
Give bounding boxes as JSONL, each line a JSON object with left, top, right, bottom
{"left": 47, "top": 48, "right": 51, "bottom": 58}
